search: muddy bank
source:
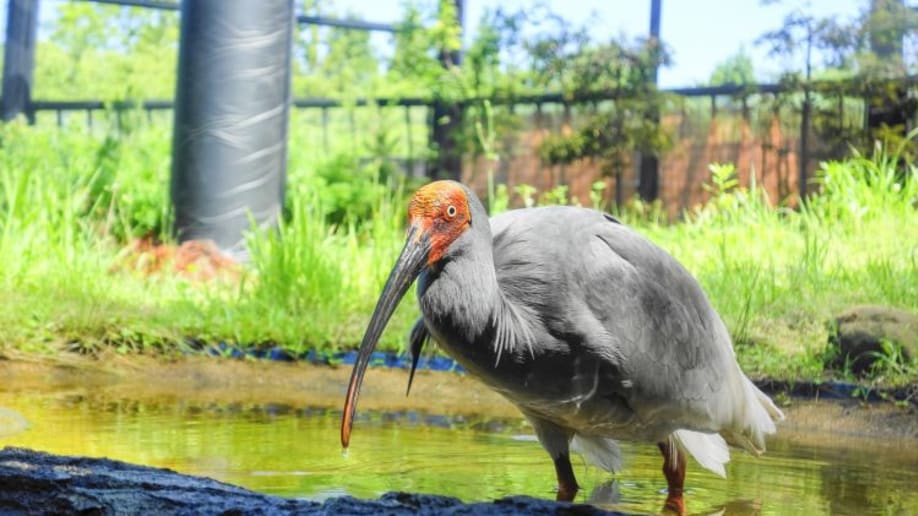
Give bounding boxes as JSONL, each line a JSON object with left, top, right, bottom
{"left": 0, "top": 354, "right": 513, "bottom": 418}
{"left": 0, "top": 447, "right": 625, "bottom": 515}
{"left": 1, "top": 355, "right": 916, "bottom": 441}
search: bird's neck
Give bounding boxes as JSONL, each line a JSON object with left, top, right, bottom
{"left": 418, "top": 222, "right": 536, "bottom": 377}
{"left": 418, "top": 226, "right": 500, "bottom": 344}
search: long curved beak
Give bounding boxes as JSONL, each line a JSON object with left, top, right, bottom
{"left": 341, "top": 224, "right": 429, "bottom": 449}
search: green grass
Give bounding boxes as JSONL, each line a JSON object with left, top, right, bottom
{"left": 0, "top": 119, "right": 916, "bottom": 388}
{"left": 633, "top": 156, "right": 918, "bottom": 385}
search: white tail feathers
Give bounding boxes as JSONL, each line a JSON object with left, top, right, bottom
{"left": 671, "top": 430, "right": 730, "bottom": 478}
{"left": 733, "top": 376, "right": 785, "bottom": 454}
{"left": 752, "top": 377, "right": 786, "bottom": 424}
{"left": 571, "top": 434, "right": 623, "bottom": 473}
{"left": 569, "top": 377, "right": 784, "bottom": 481}
{"left": 670, "top": 376, "right": 783, "bottom": 479}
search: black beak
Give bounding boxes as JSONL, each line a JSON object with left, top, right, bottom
{"left": 341, "top": 224, "right": 430, "bottom": 449}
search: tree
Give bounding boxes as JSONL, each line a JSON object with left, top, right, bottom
{"left": 708, "top": 48, "right": 756, "bottom": 86}
{"left": 757, "top": 0, "right": 918, "bottom": 181}
{"left": 386, "top": 4, "right": 441, "bottom": 94}
{"left": 758, "top": 0, "right": 918, "bottom": 78}
{"left": 537, "top": 36, "right": 672, "bottom": 207}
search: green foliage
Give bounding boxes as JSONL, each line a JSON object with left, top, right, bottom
{"left": 306, "top": 21, "right": 380, "bottom": 97}
{"left": 708, "top": 48, "right": 757, "bottom": 86}
{"left": 589, "top": 181, "right": 608, "bottom": 211}
{"left": 6, "top": 0, "right": 918, "bottom": 391}
{"left": 757, "top": 1, "right": 918, "bottom": 160}
{"left": 37, "top": 3, "right": 178, "bottom": 99}
{"left": 431, "top": 0, "right": 463, "bottom": 58}
{"left": 386, "top": 5, "right": 443, "bottom": 92}
{"left": 866, "top": 339, "right": 918, "bottom": 385}
{"left": 1, "top": 121, "right": 917, "bottom": 389}
{"left": 533, "top": 36, "right": 672, "bottom": 183}
{"left": 473, "top": 100, "right": 502, "bottom": 215}
{"left": 0, "top": 120, "right": 171, "bottom": 245}
{"left": 242, "top": 186, "right": 409, "bottom": 352}
{"left": 513, "top": 184, "right": 537, "bottom": 208}
{"left": 806, "top": 134, "right": 918, "bottom": 223}
{"left": 299, "top": 154, "right": 388, "bottom": 226}
{"left": 0, "top": 120, "right": 418, "bottom": 357}
{"left": 82, "top": 127, "right": 173, "bottom": 240}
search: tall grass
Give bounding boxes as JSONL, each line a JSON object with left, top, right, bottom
{"left": 0, "top": 121, "right": 179, "bottom": 353}
{"left": 631, "top": 150, "right": 918, "bottom": 380}
{"left": 0, "top": 119, "right": 915, "bottom": 384}
{"left": 0, "top": 117, "right": 415, "bottom": 357}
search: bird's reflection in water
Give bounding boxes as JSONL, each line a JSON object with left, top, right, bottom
{"left": 586, "top": 479, "right": 621, "bottom": 506}
{"left": 586, "top": 480, "right": 762, "bottom": 516}
{"left": 695, "top": 498, "right": 762, "bottom": 516}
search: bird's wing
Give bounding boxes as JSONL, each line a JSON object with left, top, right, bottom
{"left": 490, "top": 206, "right": 753, "bottom": 437}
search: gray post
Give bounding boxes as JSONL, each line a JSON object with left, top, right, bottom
{"left": 429, "top": 0, "right": 464, "bottom": 180}
{"left": 799, "top": 20, "right": 813, "bottom": 201}
{"left": 170, "top": 0, "right": 293, "bottom": 260}
{"left": 1, "top": 0, "right": 39, "bottom": 123}
{"left": 637, "top": 0, "right": 661, "bottom": 201}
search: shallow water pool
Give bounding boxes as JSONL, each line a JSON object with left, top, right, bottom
{"left": 0, "top": 385, "right": 915, "bottom": 515}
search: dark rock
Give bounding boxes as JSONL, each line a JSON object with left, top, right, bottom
{"left": 0, "top": 447, "right": 629, "bottom": 516}
{"left": 828, "top": 305, "right": 918, "bottom": 375}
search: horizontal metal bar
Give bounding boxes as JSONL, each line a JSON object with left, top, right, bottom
{"left": 28, "top": 97, "right": 432, "bottom": 112}
{"left": 76, "top": 0, "right": 179, "bottom": 10}
{"left": 666, "top": 83, "right": 783, "bottom": 96}
{"left": 292, "top": 97, "right": 430, "bottom": 108}
{"left": 295, "top": 15, "right": 399, "bottom": 33}
{"left": 75, "top": 2, "right": 404, "bottom": 33}
{"left": 28, "top": 76, "right": 918, "bottom": 114}
{"left": 30, "top": 99, "right": 174, "bottom": 110}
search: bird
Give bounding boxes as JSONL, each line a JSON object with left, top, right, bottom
{"left": 341, "top": 180, "right": 784, "bottom": 514}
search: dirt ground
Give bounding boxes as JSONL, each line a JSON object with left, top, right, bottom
{"left": 1, "top": 354, "right": 916, "bottom": 446}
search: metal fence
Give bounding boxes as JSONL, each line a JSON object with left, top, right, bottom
{"left": 21, "top": 79, "right": 918, "bottom": 211}
{"left": 5, "top": 0, "right": 917, "bottom": 213}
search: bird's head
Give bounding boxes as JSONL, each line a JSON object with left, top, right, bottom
{"left": 341, "top": 180, "right": 473, "bottom": 449}
{"left": 407, "top": 180, "right": 473, "bottom": 265}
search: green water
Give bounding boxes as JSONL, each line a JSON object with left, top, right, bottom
{"left": 0, "top": 390, "right": 915, "bottom": 515}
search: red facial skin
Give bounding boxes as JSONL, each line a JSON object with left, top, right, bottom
{"left": 407, "top": 182, "right": 471, "bottom": 265}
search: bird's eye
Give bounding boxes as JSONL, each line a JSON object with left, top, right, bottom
{"left": 446, "top": 205, "right": 457, "bottom": 218}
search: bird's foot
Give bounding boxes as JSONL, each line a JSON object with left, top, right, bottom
{"left": 555, "top": 484, "right": 578, "bottom": 503}
{"left": 661, "top": 492, "right": 685, "bottom": 515}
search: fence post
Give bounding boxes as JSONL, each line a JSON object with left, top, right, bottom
{"left": 637, "top": 0, "right": 662, "bottom": 201}
{"left": 799, "top": 84, "right": 811, "bottom": 200}
{"left": 1, "top": 0, "right": 39, "bottom": 123}
{"left": 429, "top": 0, "right": 464, "bottom": 181}
{"left": 170, "top": 0, "right": 294, "bottom": 260}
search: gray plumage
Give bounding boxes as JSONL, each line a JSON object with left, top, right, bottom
{"left": 342, "top": 180, "right": 783, "bottom": 509}
{"left": 412, "top": 184, "right": 783, "bottom": 477}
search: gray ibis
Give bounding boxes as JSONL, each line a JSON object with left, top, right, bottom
{"left": 341, "top": 180, "right": 783, "bottom": 514}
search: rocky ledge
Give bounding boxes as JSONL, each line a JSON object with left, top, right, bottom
{"left": 0, "top": 447, "right": 627, "bottom": 515}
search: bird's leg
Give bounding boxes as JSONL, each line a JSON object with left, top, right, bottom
{"left": 553, "top": 453, "right": 579, "bottom": 502}
{"left": 657, "top": 441, "right": 687, "bottom": 515}
{"left": 526, "top": 416, "right": 577, "bottom": 502}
